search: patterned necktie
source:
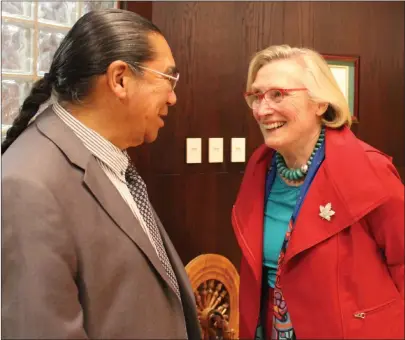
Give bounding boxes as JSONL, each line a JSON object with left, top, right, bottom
{"left": 125, "top": 163, "right": 181, "bottom": 300}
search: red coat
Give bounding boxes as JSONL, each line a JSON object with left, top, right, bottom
{"left": 232, "top": 127, "right": 404, "bottom": 339}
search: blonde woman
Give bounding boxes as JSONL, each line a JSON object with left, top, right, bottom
{"left": 232, "top": 45, "right": 404, "bottom": 339}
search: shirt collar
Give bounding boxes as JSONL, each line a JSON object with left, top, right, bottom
{"left": 53, "top": 102, "right": 129, "bottom": 181}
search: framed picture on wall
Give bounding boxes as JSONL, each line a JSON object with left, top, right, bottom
{"left": 322, "top": 55, "right": 360, "bottom": 123}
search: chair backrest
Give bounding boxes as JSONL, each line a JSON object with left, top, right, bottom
{"left": 185, "top": 254, "right": 240, "bottom": 340}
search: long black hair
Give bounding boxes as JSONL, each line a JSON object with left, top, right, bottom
{"left": 2, "top": 9, "right": 162, "bottom": 154}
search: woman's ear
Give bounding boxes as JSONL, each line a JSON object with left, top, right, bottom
{"left": 316, "top": 102, "right": 329, "bottom": 116}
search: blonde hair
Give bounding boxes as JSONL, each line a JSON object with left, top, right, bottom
{"left": 246, "top": 45, "right": 352, "bottom": 128}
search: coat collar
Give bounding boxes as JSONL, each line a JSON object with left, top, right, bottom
{"left": 36, "top": 107, "right": 91, "bottom": 169}
{"left": 233, "top": 126, "right": 390, "bottom": 279}
{"left": 36, "top": 108, "right": 181, "bottom": 299}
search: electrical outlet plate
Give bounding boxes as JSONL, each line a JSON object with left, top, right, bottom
{"left": 208, "top": 138, "right": 223, "bottom": 163}
{"left": 186, "top": 138, "right": 202, "bottom": 164}
{"left": 231, "top": 138, "right": 246, "bottom": 163}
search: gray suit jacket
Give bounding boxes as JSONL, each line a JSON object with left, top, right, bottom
{"left": 1, "top": 108, "right": 201, "bottom": 339}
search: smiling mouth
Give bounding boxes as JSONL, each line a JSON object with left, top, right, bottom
{"left": 262, "top": 122, "right": 286, "bottom": 131}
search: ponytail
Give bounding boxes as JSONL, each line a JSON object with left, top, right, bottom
{"left": 1, "top": 77, "right": 53, "bottom": 154}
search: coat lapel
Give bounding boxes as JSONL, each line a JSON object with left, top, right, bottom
{"left": 284, "top": 127, "right": 389, "bottom": 264}
{"left": 283, "top": 164, "right": 353, "bottom": 264}
{"left": 36, "top": 107, "right": 174, "bottom": 293}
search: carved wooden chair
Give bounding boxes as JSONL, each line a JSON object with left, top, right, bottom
{"left": 185, "top": 254, "right": 239, "bottom": 340}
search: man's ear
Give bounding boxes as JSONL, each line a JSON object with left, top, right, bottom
{"left": 106, "top": 60, "right": 131, "bottom": 100}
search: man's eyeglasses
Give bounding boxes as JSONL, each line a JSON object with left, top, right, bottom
{"left": 129, "top": 64, "right": 179, "bottom": 90}
{"left": 244, "top": 88, "right": 307, "bottom": 109}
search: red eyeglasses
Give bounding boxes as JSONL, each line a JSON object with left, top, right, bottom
{"left": 244, "top": 88, "right": 307, "bottom": 109}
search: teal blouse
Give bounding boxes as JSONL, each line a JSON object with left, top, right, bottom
{"left": 263, "top": 173, "right": 301, "bottom": 288}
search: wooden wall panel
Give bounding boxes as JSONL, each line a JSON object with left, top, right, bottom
{"left": 124, "top": 1, "right": 152, "bottom": 20}
{"left": 126, "top": 1, "right": 405, "bottom": 268}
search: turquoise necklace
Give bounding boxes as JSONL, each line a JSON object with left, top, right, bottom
{"left": 275, "top": 127, "right": 325, "bottom": 181}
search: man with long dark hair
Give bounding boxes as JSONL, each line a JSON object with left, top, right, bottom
{"left": 2, "top": 9, "right": 200, "bottom": 339}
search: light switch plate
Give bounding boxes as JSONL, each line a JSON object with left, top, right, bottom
{"left": 186, "top": 138, "right": 202, "bottom": 164}
{"left": 208, "top": 138, "right": 224, "bottom": 163}
{"left": 231, "top": 138, "right": 246, "bottom": 163}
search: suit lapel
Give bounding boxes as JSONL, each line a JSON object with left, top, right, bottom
{"left": 154, "top": 212, "right": 201, "bottom": 338}
{"left": 82, "top": 157, "right": 174, "bottom": 289}
{"left": 36, "top": 107, "right": 174, "bottom": 293}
